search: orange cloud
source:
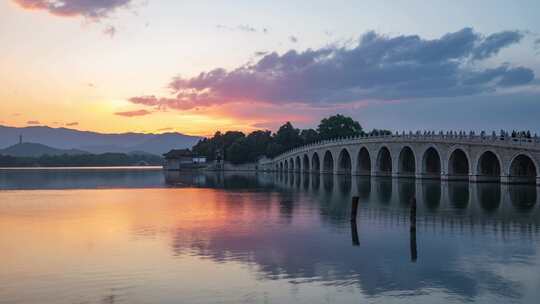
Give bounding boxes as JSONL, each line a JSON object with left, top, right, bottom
{"left": 114, "top": 109, "right": 151, "bottom": 117}
{"left": 12, "top": 0, "right": 133, "bottom": 20}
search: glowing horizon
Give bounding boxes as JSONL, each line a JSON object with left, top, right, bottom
{"left": 1, "top": 0, "right": 540, "bottom": 136}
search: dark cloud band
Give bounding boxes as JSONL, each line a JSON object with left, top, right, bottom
{"left": 128, "top": 28, "right": 533, "bottom": 112}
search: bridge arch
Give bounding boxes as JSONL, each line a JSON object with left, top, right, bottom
{"left": 302, "top": 154, "right": 310, "bottom": 172}
{"left": 398, "top": 146, "right": 416, "bottom": 177}
{"left": 323, "top": 150, "right": 334, "bottom": 173}
{"left": 475, "top": 150, "right": 502, "bottom": 182}
{"left": 508, "top": 153, "right": 538, "bottom": 184}
{"left": 337, "top": 148, "right": 352, "bottom": 175}
{"left": 376, "top": 146, "right": 392, "bottom": 176}
{"left": 311, "top": 152, "right": 321, "bottom": 172}
{"left": 295, "top": 156, "right": 301, "bottom": 172}
{"left": 448, "top": 148, "right": 470, "bottom": 180}
{"left": 422, "top": 146, "right": 442, "bottom": 178}
{"left": 284, "top": 159, "right": 289, "bottom": 171}
{"left": 357, "top": 147, "right": 371, "bottom": 175}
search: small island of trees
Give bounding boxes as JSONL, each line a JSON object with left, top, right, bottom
{"left": 192, "top": 114, "right": 391, "bottom": 164}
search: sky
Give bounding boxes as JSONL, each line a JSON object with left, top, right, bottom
{"left": 0, "top": 0, "right": 539, "bottom": 136}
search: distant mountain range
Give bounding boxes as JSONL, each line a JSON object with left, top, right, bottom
{"left": 0, "top": 125, "right": 202, "bottom": 155}
{"left": 0, "top": 143, "right": 89, "bottom": 157}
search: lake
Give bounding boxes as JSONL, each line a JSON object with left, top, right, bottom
{"left": 1, "top": 168, "right": 539, "bottom": 304}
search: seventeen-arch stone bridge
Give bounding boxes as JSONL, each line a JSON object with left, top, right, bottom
{"left": 258, "top": 132, "right": 540, "bottom": 185}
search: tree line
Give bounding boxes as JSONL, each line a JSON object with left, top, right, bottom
{"left": 192, "top": 114, "right": 390, "bottom": 164}
{"left": 0, "top": 153, "right": 163, "bottom": 167}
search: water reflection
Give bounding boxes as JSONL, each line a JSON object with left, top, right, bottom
{"left": 311, "top": 173, "right": 320, "bottom": 191}
{"left": 1, "top": 170, "right": 540, "bottom": 303}
{"left": 164, "top": 172, "right": 540, "bottom": 298}
{"left": 356, "top": 177, "right": 371, "bottom": 201}
{"left": 338, "top": 175, "right": 352, "bottom": 195}
{"left": 377, "top": 178, "right": 392, "bottom": 204}
{"left": 323, "top": 174, "right": 334, "bottom": 192}
{"left": 0, "top": 167, "right": 164, "bottom": 189}
{"left": 398, "top": 179, "right": 415, "bottom": 207}
{"left": 510, "top": 185, "right": 537, "bottom": 212}
{"left": 478, "top": 183, "right": 501, "bottom": 213}
{"left": 449, "top": 181, "right": 470, "bottom": 210}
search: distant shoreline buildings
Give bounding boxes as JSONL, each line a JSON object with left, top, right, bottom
{"left": 163, "top": 149, "right": 206, "bottom": 171}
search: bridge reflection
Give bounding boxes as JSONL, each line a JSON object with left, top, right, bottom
{"left": 165, "top": 171, "right": 540, "bottom": 234}
{"left": 162, "top": 171, "right": 540, "bottom": 301}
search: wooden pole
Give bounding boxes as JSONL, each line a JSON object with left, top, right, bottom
{"left": 351, "top": 220, "right": 360, "bottom": 246}
{"left": 410, "top": 196, "right": 418, "bottom": 262}
{"left": 350, "top": 196, "right": 360, "bottom": 246}
{"left": 350, "top": 196, "right": 359, "bottom": 222}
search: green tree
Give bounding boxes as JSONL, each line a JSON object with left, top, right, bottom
{"left": 266, "top": 142, "right": 285, "bottom": 158}
{"left": 244, "top": 130, "right": 273, "bottom": 162}
{"left": 368, "top": 128, "right": 392, "bottom": 136}
{"left": 274, "top": 122, "right": 302, "bottom": 151}
{"left": 300, "top": 128, "right": 320, "bottom": 144}
{"left": 192, "top": 131, "right": 245, "bottom": 161}
{"left": 225, "top": 138, "right": 250, "bottom": 164}
{"left": 317, "top": 114, "right": 363, "bottom": 140}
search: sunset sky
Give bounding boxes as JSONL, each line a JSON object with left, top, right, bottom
{"left": 1, "top": 0, "right": 539, "bottom": 136}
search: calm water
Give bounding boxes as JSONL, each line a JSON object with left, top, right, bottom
{"left": 1, "top": 168, "right": 540, "bottom": 304}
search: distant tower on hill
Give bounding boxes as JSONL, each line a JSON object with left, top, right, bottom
{"left": 19, "top": 134, "right": 22, "bottom": 144}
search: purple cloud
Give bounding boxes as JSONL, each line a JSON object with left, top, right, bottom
{"left": 128, "top": 28, "right": 533, "bottom": 112}
{"left": 12, "top": 0, "right": 133, "bottom": 20}
{"left": 114, "top": 109, "right": 152, "bottom": 117}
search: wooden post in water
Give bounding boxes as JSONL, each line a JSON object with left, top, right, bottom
{"left": 350, "top": 196, "right": 360, "bottom": 246}
{"left": 351, "top": 196, "right": 359, "bottom": 222}
{"left": 351, "top": 220, "right": 360, "bottom": 246}
{"left": 410, "top": 196, "right": 418, "bottom": 262}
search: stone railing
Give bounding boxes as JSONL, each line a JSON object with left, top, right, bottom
{"left": 267, "top": 131, "right": 540, "bottom": 162}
